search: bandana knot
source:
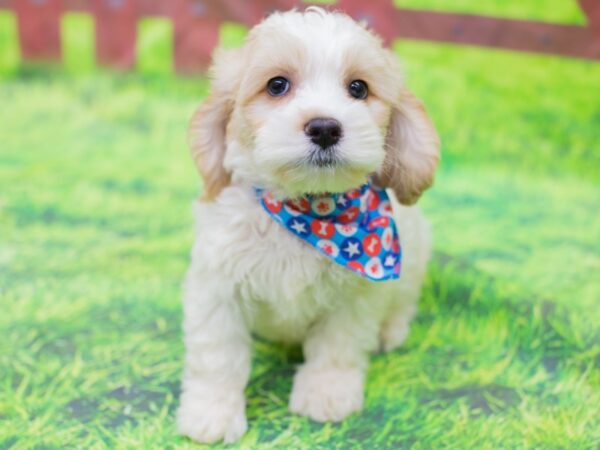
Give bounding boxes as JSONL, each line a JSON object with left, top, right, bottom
{"left": 255, "top": 182, "right": 401, "bottom": 281}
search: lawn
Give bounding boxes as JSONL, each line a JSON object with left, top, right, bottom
{"left": 1, "top": 3, "right": 599, "bottom": 449}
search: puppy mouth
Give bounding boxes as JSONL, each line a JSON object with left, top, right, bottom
{"left": 306, "top": 146, "right": 342, "bottom": 168}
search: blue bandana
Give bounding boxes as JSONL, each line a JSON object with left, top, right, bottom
{"left": 255, "top": 182, "right": 401, "bottom": 281}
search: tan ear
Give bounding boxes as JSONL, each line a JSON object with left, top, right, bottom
{"left": 375, "top": 89, "right": 440, "bottom": 205}
{"left": 188, "top": 48, "right": 244, "bottom": 201}
{"left": 188, "top": 94, "right": 233, "bottom": 201}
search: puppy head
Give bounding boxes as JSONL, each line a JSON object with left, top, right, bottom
{"left": 190, "top": 7, "right": 439, "bottom": 203}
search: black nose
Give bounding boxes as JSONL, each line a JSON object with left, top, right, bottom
{"left": 304, "top": 118, "right": 342, "bottom": 149}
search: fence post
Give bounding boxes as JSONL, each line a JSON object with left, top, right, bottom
{"left": 91, "top": 0, "right": 137, "bottom": 69}
{"left": 170, "top": 0, "right": 220, "bottom": 74}
{"left": 579, "top": 0, "right": 600, "bottom": 38}
{"left": 14, "top": 0, "right": 62, "bottom": 61}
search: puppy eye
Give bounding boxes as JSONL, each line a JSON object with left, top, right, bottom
{"left": 348, "top": 80, "right": 368, "bottom": 100}
{"left": 267, "top": 77, "right": 291, "bottom": 97}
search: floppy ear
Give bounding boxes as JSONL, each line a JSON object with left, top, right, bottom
{"left": 375, "top": 89, "right": 440, "bottom": 205}
{"left": 188, "top": 94, "right": 233, "bottom": 201}
{"left": 188, "top": 48, "right": 244, "bottom": 201}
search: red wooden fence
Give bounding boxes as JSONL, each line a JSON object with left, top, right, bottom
{"left": 0, "top": 0, "right": 599, "bottom": 73}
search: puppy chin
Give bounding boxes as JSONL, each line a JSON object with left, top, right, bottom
{"left": 273, "top": 164, "right": 373, "bottom": 197}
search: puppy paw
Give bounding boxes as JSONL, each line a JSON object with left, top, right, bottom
{"left": 177, "top": 388, "right": 247, "bottom": 444}
{"left": 289, "top": 365, "right": 364, "bottom": 422}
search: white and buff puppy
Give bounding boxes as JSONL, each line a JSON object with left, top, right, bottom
{"left": 177, "top": 7, "right": 440, "bottom": 444}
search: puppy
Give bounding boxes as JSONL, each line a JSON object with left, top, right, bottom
{"left": 177, "top": 7, "right": 439, "bottom": 444}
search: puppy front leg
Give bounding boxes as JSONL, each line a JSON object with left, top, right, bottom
{"left": 290, "top": 298, "right": 379, "bottom": 422}
{"left": 177, "top": 275, "right": 251, "bottom": 444}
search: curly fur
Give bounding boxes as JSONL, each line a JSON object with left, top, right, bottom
{"left": 177, "top": 7, "right": 440, "bottom": 444}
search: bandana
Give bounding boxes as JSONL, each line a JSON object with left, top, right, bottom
{"left": 255, "top": 182, "right": 401, "bottom": 281}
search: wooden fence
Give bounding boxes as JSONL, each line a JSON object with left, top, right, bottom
{"left": 1, "top": 0, "right": 599, "bottom": 73}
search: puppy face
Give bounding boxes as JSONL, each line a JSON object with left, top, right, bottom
{"left": 190, "top": 8, "right": 439, "bottom": 202}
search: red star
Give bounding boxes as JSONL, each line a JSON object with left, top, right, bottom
{"left": 317, "top": 201, "right": 329, "bottom": 212}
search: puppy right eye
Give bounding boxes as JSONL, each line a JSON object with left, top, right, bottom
{"left": 267, "top": 77, "right": 290, "bottom": 97}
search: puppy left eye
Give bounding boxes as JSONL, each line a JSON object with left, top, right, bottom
{"left": 348, "top": 80, "right": 368, "bottom": 100}
{"left": 267, "top": 77, "right": 291, "bottom": 97}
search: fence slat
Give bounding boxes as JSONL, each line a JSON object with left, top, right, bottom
{"left": 170, "top": 0, "right": 220, "bottom": 73}
{"left": 218, "top": 0, "right": 295, "bottom": 25}
{"left": 63, "top": 0, "right": 91, "bottom": 11}
{"left": 391, "top": 9, "right": 600, "bottom": 60}
{"left": 579, "top": 0, "right": 600, "bottom": 37}
{"left": 136, "top": 0, "right": 169, "bottom": 17}
{"left": 15, "top": 0, "right": 62, "bottom": 61}
{"left": 92, "top": 0, "right": 137, "bottom": 69}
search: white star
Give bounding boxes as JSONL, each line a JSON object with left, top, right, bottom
{"left": 384, "top": 255, "right": 396, "bottom": 267}
{"left": 337, "top": 196, "right": 348, "bottom": 207}
{"left": 290, "top": 220, "right": 307, "bottom": 234}
{"left": 343, "top": 241, "right": 360, "bottom": 258}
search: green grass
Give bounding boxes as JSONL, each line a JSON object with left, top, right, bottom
{"left": 137, "top": 18, "right": 174, "bottom": 76}
{"left": 1, "top": 1, "right": 599, "bottom": 448}
{"left": 0, "top": 11, "right": 18, "bottom": 75}
{"left": 62, "top": 13, "right": 95, "bottom": 74}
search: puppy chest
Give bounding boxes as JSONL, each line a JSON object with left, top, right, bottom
{"left": 197, "top": 201, "right": 326, "bottom": 283}
{"left": 193, "top": 190, "right": 362, "bottom": 336}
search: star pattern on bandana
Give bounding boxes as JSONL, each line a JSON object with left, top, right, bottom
{"left": 384, "top": 254, "right": 397, "bottom": 267}
{"left": 290, "top": 219, "right": 307, "bottom": 234}
{"left": 342, "top": 238, "right": 362, "bottom": 259}
{"left": 256, "top": 182, "right": 401, "bottom": 281}
{"left": 336, "top": 195, "right": 348, "bottom": 207}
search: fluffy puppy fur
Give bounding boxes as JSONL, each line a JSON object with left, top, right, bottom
{"left": 177, "top": 7, "right": 440, "bottom": 444}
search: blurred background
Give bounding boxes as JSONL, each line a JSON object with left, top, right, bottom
{"left": 1, "top": 0, "right": 598, "bottom": 448}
